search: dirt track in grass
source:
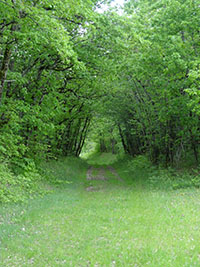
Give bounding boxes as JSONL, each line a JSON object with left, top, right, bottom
{"left": 86, "top": 166, "right": 122, "bottom": 191}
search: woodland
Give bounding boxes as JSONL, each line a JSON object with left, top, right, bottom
{"left": 1, "top": 0, "right": 200, "bottom": 200}
{"left": 1, "top": 0, "right": 200, "bottom": 265}
{"left": 0, "top": 0, "right": 200, "bottom": 196}
{"left": 1, "top": 0, "right": 200, "bottom": 163}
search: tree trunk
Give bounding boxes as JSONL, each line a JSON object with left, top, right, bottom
{"left": 0, "top": 23, "right": 17, "bottom": 104}
{"left": 0, "top": 45, "right": 12, "bottom": 103}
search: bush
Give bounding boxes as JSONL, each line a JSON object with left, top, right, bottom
{"left": 128, "top": 155, "right": 153, "bottom": 171}
{"left": 123, "top": 155, "right": 200, "bottom": 191}
{"left": 0, "top": 160, "right": 45, "bottom": 203}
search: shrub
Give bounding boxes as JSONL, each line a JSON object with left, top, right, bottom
{"left": 0, "top": 160, "right": 45, "bottom": 203}
{"left": 128, "top": 155, "right": 153, "bottom": 171}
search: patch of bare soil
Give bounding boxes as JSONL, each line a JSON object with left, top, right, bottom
{"left": 86, "top": 166, "right": 107, "bottom": 192}
{"left": 86, "top": 167, "right": 107, "bottom": 181}
{"left": 107, "top": 166, "right": 123, "bottom": 182}
{"left": 86, "top": 186, "right": 99, "bottom": 192}
{"left": 85, "top": 166, "right": 122, "bottom": 191}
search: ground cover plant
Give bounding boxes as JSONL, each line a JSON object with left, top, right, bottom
{"left": 1, "top": 154, "right": 200, "bottom": 266}
{"left": 0, "top": 160, "right": 46, "bottom": 204}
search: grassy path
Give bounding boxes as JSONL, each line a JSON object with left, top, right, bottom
{"left": 1, "top": 156, "right": 200, "bottom": 266}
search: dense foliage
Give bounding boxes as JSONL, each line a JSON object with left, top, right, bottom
{"left": 1, "top": 0, "right": 200, "bottom": 201}
{"left": 0, "top": 0, "right": 107, "bottom": 164}
{"left": 0, "top": 0, "right": 109, "bottom": 201}
{"left": 101, "top": 0, "right": 200, "bottom": 165}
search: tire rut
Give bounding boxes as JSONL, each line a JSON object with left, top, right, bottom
{"left": 86, "top": 166, "right": 122, "bottom": 191}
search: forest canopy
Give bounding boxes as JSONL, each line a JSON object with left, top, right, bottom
{"left": 0, "top": 0, "right": 200, "bottom": 168}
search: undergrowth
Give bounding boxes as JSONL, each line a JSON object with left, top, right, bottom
{"left": 40, "top": 156, "right": 88, "bottom": 186}
{"left": 114, "top": 154, "right": 200, "bottom": 190}
{"left": 0, "top": 156, "right": 88, "bottom": 204}
{"left": 1, "top": 151, "right": 199, "bottom": 204}
{"left": 0, "top": 160, "right": 45, "bottom": 203}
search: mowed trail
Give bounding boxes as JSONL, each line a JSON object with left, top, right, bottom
{"left": 86, "top": 165, "right": 123, "bottom": 191}
{"left": 1, "top": 159, "right": 200, "bottom": 266}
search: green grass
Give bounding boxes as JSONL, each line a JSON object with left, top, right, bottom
{"left": 86, "top": 152, "right": 118, "bottom": 166}
{"left": 1, "top": 154, "right": 200, "bottom": 266}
